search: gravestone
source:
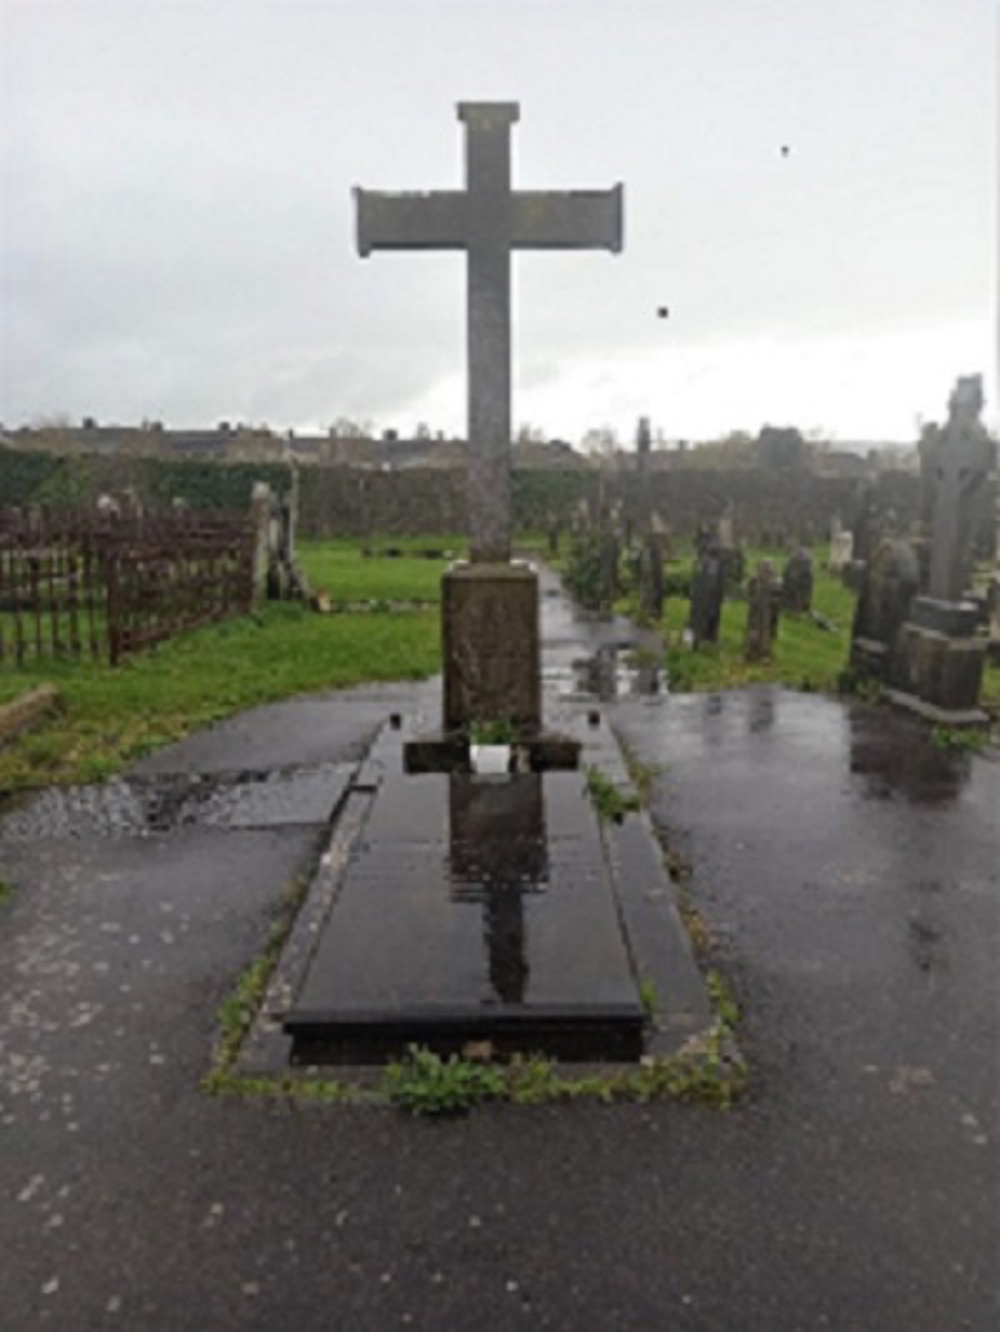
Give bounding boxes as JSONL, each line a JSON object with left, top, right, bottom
{"left": 781, "top": 548, "right": 814, "bottom": 614}
{"left": 987, "top": 574, "right": 1000, "bottom": 664}
{"left": 638, "top": 542, "right": 664, "bottom": 621}
{"left": 633, "top": 416, "right": 664, "bottom": 619}
{"left": 717, "top": 502, "right": 735, "bottom": 554}
{"left": 850, "top": 538, "right": 921, "bottom": 685}
{"left": 828, "top": 529, "right": 854, "bottom": 574}
{"left": 547, "top": 515, "right": 561, "bottom": 558}
{"left": 250, "top": 481, "right": 272, "bottom": 605}
{"left": 889, "top": 376, "right": 992, "bottom": 721}
{"left": 355, "top": 102, "right": 622, "bottom": 731}
{"left": 689, "top": 536, "right": 725, "bottom": 647}
{"left": 744, "top": 559, "right": 779, "bottom": 662}
{"left": 851, "top": 487, "right": 881, "bottom": 565}
{"left": 599, "top": 530, "right": 621, "bottom": 612}
{"left": 571, "top": 496, "right": 591, "bottom": 535}
{"left": 717, "top": 501, "right": 745, "bottom": 589}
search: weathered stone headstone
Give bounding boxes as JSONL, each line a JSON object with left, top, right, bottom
{"left": 632, "top": 416, "right": 664, "bottom": 619}
{"left": 571, "top": 496, "right": 590, "bottom": 535}
{"left": 828, "top": 529, "right": 854, "bottom": 574}
{"left": 889, "top": 376, "right": 992, "bottom": 721}
{"left": 689, "top": 537, "right": 725, "bottom": 647}
{"left": 638, "top": 535, "right": 664, "bottom": 621}
{"left": 781, "top": 548, "right": 814, "bottom": 614}
{"left": 546, "top": 515, "right": 561, "bottom": 559}
{"left": 250, "top": 481, "right": 272, "bottom": 605}
{"left": 851, "top": 488, "right": 881, "bottom": 566}
{"left": 599, "top": 530, "right": 621, "bottom": 612}
{"left": 744, "top": 559, "right": 779, "bottom": 662}
{"left": 920, "top": 377, "right": 993, "bottom": 602}
{"left": 717, "top": 501, "right": 735, "bottom": 553}
{"left": 987, "top": 574, "right": 1000, "bottom": 664}
{"left": 849, "top": 538, "right": 920, "bottom": 685}
{"left": 355, "top": 102, "right": 622, "bottom": 730}
{"left": 716, "top": 501, "right": 745, "bottom": 589}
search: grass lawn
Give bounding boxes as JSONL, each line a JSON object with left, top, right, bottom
{"left": 662, "top": 546, "right": 857, "bottom": 694}
{"left": 297, "top": 536, "right": 466, "bottom": 604}
{"left": 618, "top": 544, "right": 1000, "bottom": 710}
{"left": 0, "top": 601, "right": 440, "bottom": 795}
{"left": 2, "top": 536, "right": 996, "bottom": 798}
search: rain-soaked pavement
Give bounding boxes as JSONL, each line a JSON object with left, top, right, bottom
{"left": 0, "top": 569, "right": 997, "bottom": 1331}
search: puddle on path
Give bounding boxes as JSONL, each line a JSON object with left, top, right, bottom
{"left": 0, "top": 764, "right": 353, "bottom": 841}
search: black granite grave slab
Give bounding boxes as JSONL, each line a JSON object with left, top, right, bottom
{"left": 284, "top": 732, "right": 644, "bottom": 1063}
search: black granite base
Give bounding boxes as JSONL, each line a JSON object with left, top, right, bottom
{"left": 283, "top": 727, "right": 645, "bottom": 1064}
{"left": 288, "top": 1007, "right": 644, "bottom": 1066}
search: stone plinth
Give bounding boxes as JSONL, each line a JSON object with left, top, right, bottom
{"left": 907, "top": 596, "right": 980, "bottom": 638}
{"left": 887, "top": 618, "right": 987, "bottom": 724}
{"left": 442, "top": 562, "right": 541, "bottom": 732}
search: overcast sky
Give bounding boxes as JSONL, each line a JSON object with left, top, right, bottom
{"left": 1, "top": 0, "right": 996, "bottom": 446}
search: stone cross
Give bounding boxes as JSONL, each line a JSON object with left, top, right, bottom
{"left": 926, "top": 375, "right": 992, "bottom": 601}
{"left": 355, "top": 102, "right": 623, "bottom": 561}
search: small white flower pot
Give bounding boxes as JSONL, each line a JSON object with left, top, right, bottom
{"left": 470, "top": 744, "right": 511, "bottom": 776}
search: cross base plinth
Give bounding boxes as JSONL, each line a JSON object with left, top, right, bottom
{"left": 885, "top": 613, "right": 988, "bottom": 725}
{"left": 442, "top": 562, "right": 541, "bottom": 733}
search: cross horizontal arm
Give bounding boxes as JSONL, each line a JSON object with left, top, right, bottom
{"left": 354, "top": 188, "right": 469, "bottom": 255}
{"left": 510, "top": 184, "right": 623, "bottom": 251}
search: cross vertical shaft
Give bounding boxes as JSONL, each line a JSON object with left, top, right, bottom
{"left": 462, "top": 104, "right": 517, "bottom": 561}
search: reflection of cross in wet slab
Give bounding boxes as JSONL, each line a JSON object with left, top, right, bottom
{"left": 448, "top": 773, "right": 547, "bottom": 1005}
{"left": 355, "top": 103, "right": 623, "bottom": 562}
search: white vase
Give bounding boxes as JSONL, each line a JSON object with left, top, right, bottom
{"left": 470, "top": 744, "right": 511, "bottom": 776}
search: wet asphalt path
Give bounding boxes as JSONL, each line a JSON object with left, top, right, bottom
{"left": 1, "top": 593, "right": 998, "bottom": 1329}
